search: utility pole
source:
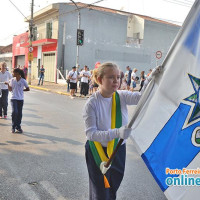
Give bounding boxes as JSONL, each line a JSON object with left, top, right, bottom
{"left": 28, "top": 0, "right": 34, "bottom": 85}
{"left": 70, "top": 0, "right": 80, "bottom": 68}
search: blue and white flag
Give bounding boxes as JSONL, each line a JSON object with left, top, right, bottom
{"left": 131, "top": 1, "right": 200, "bottom": 199}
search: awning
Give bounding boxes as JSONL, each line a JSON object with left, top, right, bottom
{"left": 20, "top": 39, "right": 57, "bottom": 47}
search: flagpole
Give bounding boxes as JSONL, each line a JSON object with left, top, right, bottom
{"left": 104, "top": 139, "right": 123, "bottom": 168}
{"left": 105, "top": 79, "right": 156, "bottom": 168}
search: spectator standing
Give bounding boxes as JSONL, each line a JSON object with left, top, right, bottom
{"left": 139, "top": 71, "right": 146, "bottom": 92}
{"left": 120, "top": 78, "right": 127, "bottom": 90}
{"left": 6, "top": 68, "right": 30, "bottom": 133}
{"left": 23, "top": 66, "right": 28, "bottom": 80}
{"left": 66, "top": 70, "right": 70, "bottom": 93}
{"left": 68, "top": 66, "right": 78, "bottom": 99}
{"left": 0, "top": 62, "right": 12, "bottom": 119}
{"left": 75, "top": 65, "right": 80, "bottom": 93}
{"left": 131, "top": 68, "right": 138, "bottom": 91}
{"left": 147, "top": 69, "right": 152, "bottom": 77}
{"left": 80, "top": 65, "right": 91, "bottom": 98}
{"left": 77, "top": 67, "right": 82, "bottom": 91}
{"left": 125, "top": 66, "right": 132, "bottom": 90}
{"left": 38, "top": 65, "right": 45, "bottom": 85}
{"left": 119, "top": 70, "right": 124, "bottom": 89}
{"left": 92, "top": 68, "right": 99, "bottom": 93}
{"left": 89, "top": 70, "right": 94, "bottom": 95}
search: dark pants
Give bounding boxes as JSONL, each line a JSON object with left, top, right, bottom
{"left": 139, "top": 80, "right": 145, "bottom": 92}
{"left": 0, "top": 89, "right": 9, "bottom": 116}
{"left": 38, "top": 74, "right": 44, "bottom": 85}
{"left": 80, "top": 82, "right": 89, "bottom": 96}
{"left": 85, "top": 141, "right": 126, "bottom": 200}
{"left": 67, "top": 82, "right": 70, "bottom": 92}
{"left": 11, "top": 99, "right": 24, "bottom": 130}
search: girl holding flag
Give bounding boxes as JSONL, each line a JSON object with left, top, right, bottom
{"left": 83, "top": 62, "right": 145, "bottom": 200}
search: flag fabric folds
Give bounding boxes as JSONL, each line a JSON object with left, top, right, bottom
{"left": 131, "top": 1, "right": 200, "bottom": 199}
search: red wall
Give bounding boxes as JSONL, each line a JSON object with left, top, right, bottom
{"left": 12, "top": 32, "right": 29, "bottom": 68}
{"left": 42, "top": 43, "right": 57, "bottom": 52}
{"left": 12, "top": 33, "right": 57, "bottom": 69}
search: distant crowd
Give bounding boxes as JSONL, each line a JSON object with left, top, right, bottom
{"left": 67, "top": 63, "right": 153, "bottom": 99}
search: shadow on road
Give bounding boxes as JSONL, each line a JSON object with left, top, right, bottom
{"left": 23, "top": 108, "right": 38, "bottom": 112}
{"left": 0, "top": 123, "right": 11, "bottom": 126}
{"left": 22, "top": 121, "right": 58, "bottom": 129}
{"left": 24, "top": 132, "right": 83, "bottom": 146}
{"left": 23, "top": 114, "right": 43, "bottom": 119}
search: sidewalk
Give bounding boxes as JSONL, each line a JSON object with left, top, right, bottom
{"left": 29, "top": 79, "right": 78, "bottom": 96}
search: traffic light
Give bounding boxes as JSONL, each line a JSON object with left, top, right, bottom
{"left": 77, "top": 29, "right": 84, "bottom": 46}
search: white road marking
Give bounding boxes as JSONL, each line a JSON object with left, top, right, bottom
{"left": 2, "top": 157, "right": 40, "bottom": 200}
{"left": 19, "top": 184, "right": 41, "bottom": 200}
{"left": 40, "top": 181, "right": 67, "bottom": 200}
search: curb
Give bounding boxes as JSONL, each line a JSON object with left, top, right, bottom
{"left": 29, "top": 85, "right": 71, "bottom": 96}
{"left": 56, "top": 91, "right": 70, "bottom": 96}
{"left": 29, "top": 85, "right": 51, "bottom": 92}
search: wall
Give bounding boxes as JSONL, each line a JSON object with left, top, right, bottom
{"left": 34, "top": 12, "right": 59, "bottom": 40}
{"left": 12, "top": 32, "right": 29, "bottom": 68}
{"left": 57, "top": 4, "right": 179, "bottom": 74}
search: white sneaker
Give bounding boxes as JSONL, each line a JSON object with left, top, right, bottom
{"left": 70, "top": 96, "right": 74, "bottom": 99}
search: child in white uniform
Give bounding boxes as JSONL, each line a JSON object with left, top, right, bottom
{"left": 7, "top": 68, "right": 30, "bottom": 133}
{"left": 0, "top": 62, "right": 12, "bottom": 118}
{"left": 83, "top": 62, "right": 143, "bottom": 200}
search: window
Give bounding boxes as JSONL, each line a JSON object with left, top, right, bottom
{"left": 46, "top": 22, "right": 52, "bottom": 39}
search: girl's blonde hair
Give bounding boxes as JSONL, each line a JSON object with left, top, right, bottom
{"left": 1, "top": 62, "right": 7, "bottom": 68}
{"left": 93, "top": 62, "right": 119, "bottom": 84}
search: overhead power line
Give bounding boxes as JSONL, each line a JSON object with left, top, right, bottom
{"left": 29, "top": 0, "right": 105, "bottom": 26}
{"left": 0, "top": 0, "right": 104, "bottom": 44}
{"left": 8, "top": 0, "right": 29, "bottom": 21}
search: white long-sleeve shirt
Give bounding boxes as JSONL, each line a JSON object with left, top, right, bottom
{"left": 83, "top": 90, "right": 141, "bottom": 147}
{"left": 0, "top": 71, "right": 12, "bottom": 89}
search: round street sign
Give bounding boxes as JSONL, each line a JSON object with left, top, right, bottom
{"left": 156, "top": 51, "right": 162, "bottom": 59}
{"left": 29, "top": 46, "right": 33, "bottom": 53}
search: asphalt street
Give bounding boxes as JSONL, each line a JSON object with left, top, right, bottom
{"left": 0, "top": 89, "right": 166, "bottom": 200}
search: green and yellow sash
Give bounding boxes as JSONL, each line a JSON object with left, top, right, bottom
{"left": 89, "top": 91, "right": 122, "bottom": 188}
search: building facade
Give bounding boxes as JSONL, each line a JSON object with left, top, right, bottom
{"left": 12, "top": 32, "right": 29, "bottom": 69}
{"left": 21, "top": 4, "right": 58, "bottom": 81}
{"left": 0, "top": 44, "right": 12, "bottom": 71}
{"left": 21, "top": 3, "right": 180, "bottom": 82}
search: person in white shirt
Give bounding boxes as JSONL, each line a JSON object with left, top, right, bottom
{"left": 83, "top": 62, "right": 141, "bottom": 200}
{"left": 80, "top": 65, "right": 91, "bottom": 97}
{"left": 0, "top": 62, "right": 12, "bottom": 119}
{"left": 131, "top": 68, "right": 138, "bottom": 91}
{"left": 68, "top": 66, "right": 78, "bottom": 99}
{"left": 83, "top": 63, "right": 161, "bottom": 199}
{"left": 6, "top": 68, "right": 30, "bottom": 133}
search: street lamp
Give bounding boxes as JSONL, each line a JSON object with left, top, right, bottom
{"left": 69, "top": 0, "right": 81, "bottom": 68}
